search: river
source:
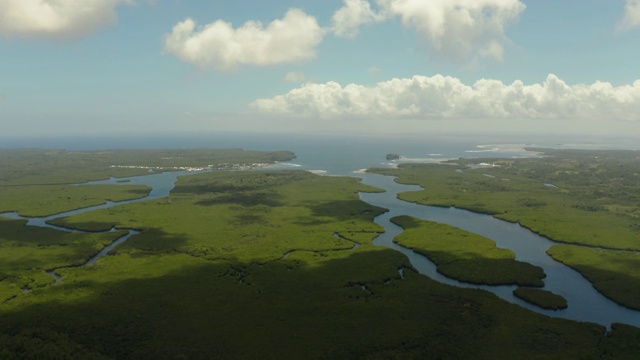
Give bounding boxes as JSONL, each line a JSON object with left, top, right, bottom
{"left": 357, "top": 172, "right": 640, "bottom": 328}
{"left": 3, "top": 134, "right": 640, "bottom": 328}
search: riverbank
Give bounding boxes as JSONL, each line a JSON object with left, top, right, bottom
{"left": 2, "top": 144, "right": 640, "bottom": 358}
{"left": 2, "top": 166, "right": 636, "bottom": 358}
{"left": 367, "top": 148, "right": 640, "bottom": 311}
{"left": 390, "top": 215, "right": 545, "bottom": 287}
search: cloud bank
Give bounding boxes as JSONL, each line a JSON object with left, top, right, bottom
{"left": 251, "top": 74, "right": 640, "bottom": 122}
{"left": 166, "top": 0, "right": 526, "bottom": 70}
{"left": 0, "top": 0, "right": 130, "bottom": 38}
{"left": 164, "top": 9, "right": 325, "bottom": 71}
{"left": 618, "top": 0, "right": 640, "bottom": 32}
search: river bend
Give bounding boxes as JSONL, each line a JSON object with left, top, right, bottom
{"left": 3, "top": 166, "right": 639, "bottom": 328}
{"left": 357, "top": 172, "right": 640, "bottom": 328}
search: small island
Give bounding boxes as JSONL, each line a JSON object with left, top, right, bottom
{"left": 513, "top": 288, "right": 568, "bottom": 310}
{"left": 386, "top": 153, "right": 400, "bottom": 160}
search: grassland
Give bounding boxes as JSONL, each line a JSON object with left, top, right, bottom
{"left": 391, "top": 215, "right": 545, "bottom": 287}
{"left": 368, "top": 148, "right": 640, "bottom": 310}
{"left": 1, "top": 148, "right": 639, "bottom": 358}
{"left": 49, "top": 170, "right": 388, "bottom": 263}
{"left": 0, "top": 184, "right": 151, "bottom": 217}
{"left": 513, "top": 288, "right": 568, "bottom": 310}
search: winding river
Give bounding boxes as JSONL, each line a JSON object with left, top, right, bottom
{"left": 357, "top": 172, "right": 640, "bottom": 328}
{"left": 0, "top": 170, "right": 196, "bottom": 279}
{"left": 3, "top": 158, "right": 640, "bottom": 328}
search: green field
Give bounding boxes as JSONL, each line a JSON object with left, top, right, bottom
{"left": 1, "top": 148, "right": 639, "bottom": 358}
{"left": 391, "top": 215, "right": 545, "bottom": 287}
{"left": 50, "top": 170, "right": 387, "bottom": 263}
{"left": 0, "top": 184, "right": 151, "bottom": 217}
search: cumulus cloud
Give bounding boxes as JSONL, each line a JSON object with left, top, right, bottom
{"left": 0, "top": 0, "right": 130, "bottom": 38}
{"left": 251, "top": 74, "right": 640, "bottom": 122}
{"left": 378, "top": 0, "right": 526, "bottom": 62}
{"left": 617, "top": 0, "right": 640, "bottom": 32}
{"left": 164, "top": 9, "right": 325, "bottom": 71}
{"left": 331, "top": 0, "right": 386, "bottom": 38}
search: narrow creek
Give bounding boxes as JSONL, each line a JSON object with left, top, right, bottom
{"left": 3, "top": 163, "right": 640, "bottom": 328}
{"left": 357, "top": 171, "right": 640, "bottom": 328}
{"left": 0, "top": 170, "right": 196, "bottom": 281}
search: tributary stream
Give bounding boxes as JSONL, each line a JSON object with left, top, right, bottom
{"left": 3, "top": 167, "right": 640, "bottom": 328}
{"left": 0, "top": 170, "right": 195, "bottom": 281}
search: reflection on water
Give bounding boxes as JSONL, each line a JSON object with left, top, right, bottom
{"left": 357, "top": 172, "right": 640, "bottom": 328}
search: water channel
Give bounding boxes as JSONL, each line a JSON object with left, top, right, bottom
{"left": 357, "top": 172, "right": 640, "bottom": 328}
{"left": 2, "top": 159, "right": 640, "bottom": 328}
{"left": 0, "top": 170, "right": 196, "bottom": 280}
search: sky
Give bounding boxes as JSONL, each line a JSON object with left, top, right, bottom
{"left": 1, "top": 0, "right": 640, "bottom": 138}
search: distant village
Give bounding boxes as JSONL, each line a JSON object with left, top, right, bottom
{"left": 109, "top": 162, "right": 270, "bottom": 172}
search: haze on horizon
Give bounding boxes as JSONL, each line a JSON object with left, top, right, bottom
{"left": 1, "top": 0, "right": 639, "bottom": 138}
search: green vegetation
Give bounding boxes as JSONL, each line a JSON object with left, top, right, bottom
{"left": 0, "top": 148, "right": 296, "bottom": 185}
{"left": 391, "top": 215, "right": 545, "bottom": 287}
{"left": 0, "top": 184, "right": 151, "bottom": 217}
{"left": 0, "top": 147, "right": 294, "bottom": 217}
{"left": 0, "top": 247, "right": 615, "bottom": 359}
{"left": 513, "top": 288, "right": 568, "bottom": 310}
{"left": 386, "top": 153, "right": 400, "bottom": 160}
{"left": 49, "top": 171, "right": 387, "bottom": 263}
{"left": 1, "top": 148, "right": 639, "bottom": 358}
{"left": 548, "top": 245, "right": 640, "bottom": 310}
{"left": 600, "top": 323, "right": 640, "bottom": 360}
{"left": 369, "top": 148, "right": 640, "bottom": 310}
{"left": 369, "top": 152, "right": 640, "bottom": 250}
{"left": 0, "top": 218, "right": 128, "bottom": 303}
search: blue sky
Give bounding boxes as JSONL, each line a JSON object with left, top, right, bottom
{"left": 1, "top": 0, "right": 639, "bottom": 137}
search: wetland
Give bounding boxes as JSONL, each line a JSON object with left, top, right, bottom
{"left": 1, "top": 140, "right": 639, "bottom": 359}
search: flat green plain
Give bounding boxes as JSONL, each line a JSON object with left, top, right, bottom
{"left": 0, "top": 184, "right": 151, "bottom": 217}
{"left": 0, "top": 148, "right": 639, "bottom": 359}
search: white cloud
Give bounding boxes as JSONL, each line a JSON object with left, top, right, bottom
{"left": 378, "top": 0, "right": 526, "bottom": 62}
{"left": 164, "top": 9, "right": 325, "bottom": 71}
{"left": 617, "top": 0, "right": 640, "bottom": 32}
{"left": 284, "top": 71, "right": 307, "bottom": 83}
{"left": 251, "top": 74, "right": 640, "bottom": 122}
{"left": 331, "top": 0, "right": 386, "bottom": 38}
{"left": 0, "top": 0, "right": 130, "bottom": 38}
